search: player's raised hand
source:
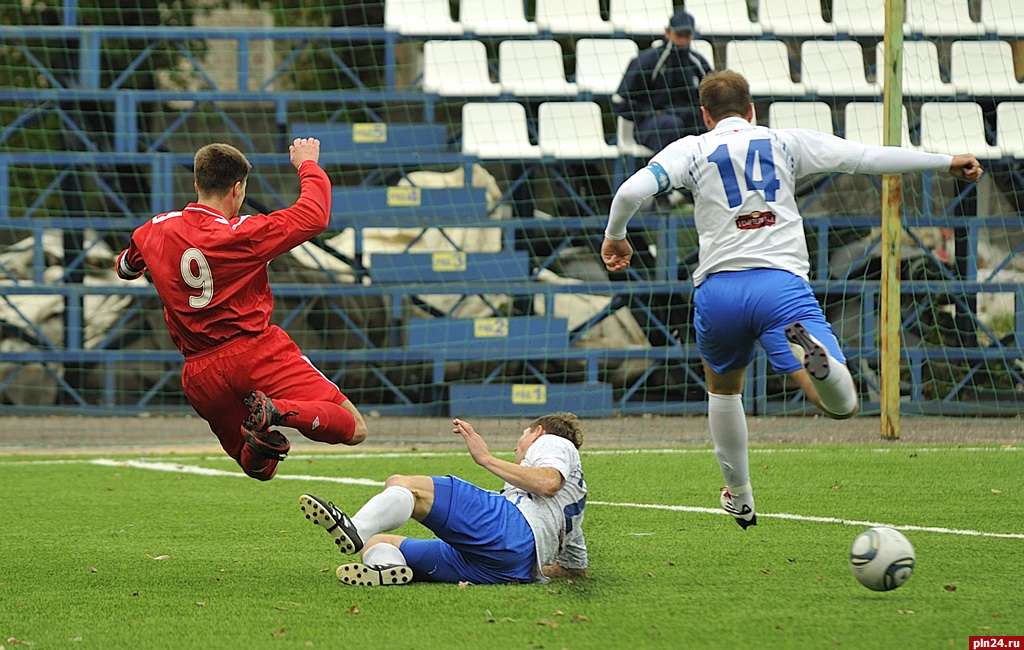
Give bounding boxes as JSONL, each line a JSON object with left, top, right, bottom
{"left": 289, "top": 137, "right": 321, "bottom": 169}
{"left": 601, "top": 237, "right": 634, "bottom": 272}
{"left": 949, "top": 154, "right": 983, "bottom": 182}
{"left": 452, "top": 418, "right": 492, "bottom": 466}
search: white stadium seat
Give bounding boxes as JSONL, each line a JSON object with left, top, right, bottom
{"left": 575, "top": 39, "right": 639, "bottom": 94}
{"left": 832, "top": 0, "right": 885, "bottom": 36}
{"left": 982, "top": 0, "right": 1024, "bottom": 37}
{"left": 610, "top": 0, "right": 674, "bottom": 35}
{"left": 384, "top": 0, "right": 462, "bottom": 35}
{"left": 538, "top": 102, "right": 619, "bottom": 158}
{"left": 500, "top": 41, "right": 577, "bottom": 96}
{"left": 877, "top": 42, "right": 956, "bottom": 97}
{"left": 760, "top": 0, "right": 835, "bottom": 36}
{"left": 686, "top": 0, "right": 762, "bottom": 36}
{"left": 920, "top": 103, "right": 1001, "bottom": 159}
{"left": 423, "top": 41, "right": 501, "bottom": 96}
{"left": 535, "top": 0, "right": 614, "bottom": 35}
{"left": 461, "top": 0, "right": 538, "bottom": 35}
{"left": 768, "top": 102, "right": 833, "bottom": 134}
{"left": 996, "top": 103, "right": 1024, "bottom": 158}
{"left": 616, "top": 116, "right": 653, "bottom": 157}
{"left": 951, "top": 41, "right": 1024, "bottom": 96}
{"left": 462, "top": 103, "right": 541, "bottom": 159}
{"left": 905, "top": 0, "right": 984, "bottom": 36}
{"left": 726, "top": 40, "right": 804, "bottom": 96}
{"left": 801, "top": 41, "right": 880, "bottom": 97}
{"left": 844, "top": 102, "right": 913, "bottom": 148}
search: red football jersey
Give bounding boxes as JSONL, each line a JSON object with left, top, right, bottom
{"left": 115, "top": 160, "right": 331, "bottom": 357}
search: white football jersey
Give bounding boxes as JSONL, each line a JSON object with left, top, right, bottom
{"left": 503, "top": 435, "right": 588, "bottom": 577}
{"left": 645, "top": 116, "right": 950, "bottom": 286}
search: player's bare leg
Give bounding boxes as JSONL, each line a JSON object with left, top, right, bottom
{"left": 244, "top": 390, "right": 367, "bottom": 446}
{"left": 704, "top": 362, "right": 757, "bottom": 529}
{"left": 784, "top": 322, "right": 859, "bottom": 419}
{"left": 298, "top": 474, "right": 433, "bottom": 554}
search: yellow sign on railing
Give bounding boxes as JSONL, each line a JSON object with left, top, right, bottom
{"left": 352, "top": 123, "right": 387, "bottom": 143}
{"left": 386, "top": 186, "right": 421, "bottom": 207}
{"left": 473, "top": 318, "right": 509, "bottom": 338}
{"left": 431, "top": 251, "right": 467, "bottom": 272}
{"left": 511, "top": 384, "right": 547, "bottom": 405}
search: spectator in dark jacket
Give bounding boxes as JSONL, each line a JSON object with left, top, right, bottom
{"left": 612, "top": 10, "right": 713, "bottom": 153}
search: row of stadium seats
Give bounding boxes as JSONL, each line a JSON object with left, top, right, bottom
{"left": 386, "top": 0, "right": 1024, "bottom": 37}
{"left": 460, "top": 101, "right": 1024, "bottom": 159}
{"left": 424, "top": 39, "right": 1024, "bottom": 98}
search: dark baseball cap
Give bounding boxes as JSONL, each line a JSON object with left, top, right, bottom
{"left": 668, "top": 9, "right": 696, "bottom": 34}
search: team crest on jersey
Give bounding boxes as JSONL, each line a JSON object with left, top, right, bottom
{"left": 735, "top": 211, "right": 776, "bottom": 230}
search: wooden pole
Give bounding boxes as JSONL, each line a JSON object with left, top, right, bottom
{"left": 880, "top": 0, "right": 905, "bottom": 440}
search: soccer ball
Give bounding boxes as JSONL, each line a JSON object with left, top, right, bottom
{"left": 849, "top": 527, "right": 916, "bottom": 591}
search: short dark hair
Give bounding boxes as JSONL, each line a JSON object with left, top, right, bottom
{"left": 531, "top": 412, "right": 583, "bottom": 449}
{"left": 194, "top": 143, "right": 252, "bottom": 196}
{"left": 699, "top": 70, "right": 752, "bottom": 121}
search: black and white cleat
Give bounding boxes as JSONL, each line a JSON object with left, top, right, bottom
{"left": 336, "top": 563, "right": 412, "bottom": 587}
{"left": 298, "top": 493, "right": 364, "bottom": 554}
{"left": 720, "top": 486, "right": 758, "bottom": 530}
{"left": 785, "top": 322, "right": 831, "bottom": 381}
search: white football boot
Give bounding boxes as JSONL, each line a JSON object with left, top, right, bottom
{"left": 720, "top": 486, "right": 757, "bottom": 529}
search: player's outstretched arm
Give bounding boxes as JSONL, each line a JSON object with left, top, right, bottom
{"left": 243, "top": 138, "right": 332, "bottom": 261}
{"left": 786, "top": 129, "right": 984, "bottom": 183}
{"left": 452, "top": 418, "right": 564, "bottom": 497}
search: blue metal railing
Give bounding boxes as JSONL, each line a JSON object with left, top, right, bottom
{"left": 1, "top": 18, "right": 1022, "bottom": 415}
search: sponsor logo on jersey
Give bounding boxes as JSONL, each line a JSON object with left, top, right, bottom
{"left": 735, "top": 211, "right": 777, "bottom": 230}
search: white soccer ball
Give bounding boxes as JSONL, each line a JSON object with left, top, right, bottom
{"left": 849, "top": 527, "right": 916, "bottom": 591}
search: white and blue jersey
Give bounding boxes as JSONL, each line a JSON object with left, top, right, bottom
{"left": 605, "top": 115, "right": 953, "bottom": 374}
{"left": 503, "top": 435, "right": 588, "bottom": 574}
{"left": 397, "top": 435, "right": 587, "bottom": 584}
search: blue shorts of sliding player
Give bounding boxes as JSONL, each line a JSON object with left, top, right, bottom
{"left": 694, "top": 268, "right": 846, "bottom": 375}
{"left": 398, "top": 475, "right": 536, "bottom": 584}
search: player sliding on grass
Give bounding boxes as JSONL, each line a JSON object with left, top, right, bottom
{"left": 298, "top": 413, "right": 588, "bottom": 586}
{"left": 602, "top": 70, "right": 983, "bottom": 529}
{"left": 115, "top": 138, "right": 367, "bottom": 481}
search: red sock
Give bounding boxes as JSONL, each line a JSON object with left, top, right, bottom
{"left": 273, "top": 398, "right": 356, "bottom": 444}
{"left": 239, "top": 444, "right": 279, "bottom": 481}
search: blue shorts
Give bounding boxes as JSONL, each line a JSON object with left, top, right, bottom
{"left": 694, "top": 268, "right": 846, "bottom": 375}
{"left": 398, "top": 476, "right": 536, "bottom": 584}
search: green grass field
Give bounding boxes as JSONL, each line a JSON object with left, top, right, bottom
{"left": 2, "top": 446, "right": 1021, "bottom": 649}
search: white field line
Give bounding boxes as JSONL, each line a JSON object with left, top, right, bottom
{"left": 89, "top": 459, "right": 384, "bottom": 486}
{"left": 81, "top": 459, "right": 1024, "bottom": 541}
{"left": 0, "top": 446, "right": 1018, "bottom": 466}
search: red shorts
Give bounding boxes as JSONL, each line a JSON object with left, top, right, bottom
{"left": 181, "top": 325, "right": 346, "bottom": 459}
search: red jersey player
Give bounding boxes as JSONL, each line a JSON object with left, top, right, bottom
{"left": 115, "top": 139, "right": 367, "bottom": 480}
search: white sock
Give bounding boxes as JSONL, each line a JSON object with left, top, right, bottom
{"left": 708, "top": 392, "right": 754, "bottom": 512}
{"left": 362, "top": 542, "right": 407, "bottom": 568}
{"left": 350, "top": 486, "right": 415, "bottom": 540}
{"left": 812, "top": 357, "right": 859, "bottom": 417}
